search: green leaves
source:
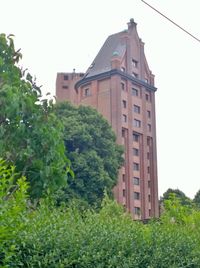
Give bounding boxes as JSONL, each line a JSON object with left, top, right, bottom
{"left": 55, "top": 102, "right": 124, "bottom": 207}
{"left": 1, "top": 167, "right": 200, "bottom": 267}
{"left": 0, "top": 34, "right": 69, "bottom": 199}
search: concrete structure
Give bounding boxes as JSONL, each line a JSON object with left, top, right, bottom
{"left": 56, "top": 19, "right": 159, "bottom": 219}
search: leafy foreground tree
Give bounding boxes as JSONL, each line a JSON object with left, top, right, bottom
{"left": 161, "top": 188, "right": 192, "bottom": 207}
{"left": 193, "top": 189, "right": 200, "bottom": 209}
{"left": 2, "top": 159, "right": 200, "bottom": 267}
{"left": 0, "top": 34, "right": 69, "bottom": 198}
{"left": 55, "top": 102, "right": 124, "bottom": 207}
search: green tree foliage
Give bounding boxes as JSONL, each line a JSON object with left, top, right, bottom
{"left": 0, "top": 34, "right": 68, "bottom": 198}
{"left": 55, "top": 102, "right": 124, "bottom": 207}
{"left": 1, "top": 163, "right": 200, "bottom": 267}
{"left": 193, "top": 189, "right": 200, "bottom": 209}
{"left": 161, "top": 188, "right": 192, "bottom": 207}
{"left": 0, "top": 158, "right": 28, "bottom": 266}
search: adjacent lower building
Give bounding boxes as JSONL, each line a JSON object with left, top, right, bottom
{"left": 56, "top": 19, "right": 159, "bottom": 219}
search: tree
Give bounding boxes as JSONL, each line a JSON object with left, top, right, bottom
{"left": 161, "top": 188, "right": 192, "bottom": 207}
{"left": 193, "top": 189, "right": 200, "bottom": 208}
{"left": 0, "top": 34, "right": 68, "bottom": 198}
{"left": 55, "top": 102, "right": 124, "bottom": 206}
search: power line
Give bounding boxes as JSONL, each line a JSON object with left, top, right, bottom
{"left": 141, "top": 0, "right": 200, "bottom": 43}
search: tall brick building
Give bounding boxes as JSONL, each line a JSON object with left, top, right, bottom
{"left": 56, "top": 19, "right": 159, "bottom": 219}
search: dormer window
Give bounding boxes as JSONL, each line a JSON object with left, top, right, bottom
{"left": 132, "top": 72, "right": 138, "bottom": 78}
{"left": 132, "top": 59, "right": 138, "bottom": 68}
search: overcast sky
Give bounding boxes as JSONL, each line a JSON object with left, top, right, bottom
{"left": 1, "top": 0, "right": 200, "bottom": 198}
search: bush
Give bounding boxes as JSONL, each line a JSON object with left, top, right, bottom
{"left": 1, "top": 163, "right": 200, "bottom": 267}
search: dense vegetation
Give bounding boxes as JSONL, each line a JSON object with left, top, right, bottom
{"left": 0, "top": 33, "right": 68, "bottom": 199}
{"left": 55, "top": 102, "right": 124, "bottom": 207}
{"left": 1, "top": 159, "right": 200, "bottom": 267}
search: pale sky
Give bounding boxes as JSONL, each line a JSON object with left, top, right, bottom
{"left": 1, "top": 0, "right": 200, "bottom": 198}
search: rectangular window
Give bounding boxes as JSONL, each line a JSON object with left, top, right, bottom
{"left": 133, "top": 162, "right": 139, "bottom": 171}
{"left": 146, "top": 94, "right": 149, "bottom": 101}
{"left": 133, "top": 105, "right": 140, "bottom": 114}
{"left": 122, "top": 174, "right": 125, "bottom": 182}
{"left": 62, "top": 85, "right": 68, "bottom": 89}
{"left": 147, "top": 137, "right": 151, "bottom": 146}
{"left": 147, "top": 152, "right": 150, "bottom": 160}
{"left": 132, "top": 72, "right": 138, "bottom": 78}
{"left": 147, "top": 166, "right": 150, "bottom": 173}
{"left": 123, "top": 114, "right": 127, "bottom": 123}
{"left": 123, "top": 189, "right": 126, "bottom": 197}
{"left": 85, "top": 88, "right": 90, "bottom": 96}
{"left": 147, "top": 110, "right": 151, "bottom": 118}
{"left": 148, "top": 194, "right": 151, "bottom": 202}
{"left": 134, "top": 192, "right": 140, "bottom": 200}
{"left": 133, "top": 132, "right": 139, "bottom": 142}
{"left": 122, "top": 100, "right": 127, "bottom": 108}
{"left": 134, "top": 207, "right": 141, "bottom": 215}
{"left": 148, "top": 180, "right": 151, "bottom": 188}
{"left": 133, "top": 148, "right": 139, "bottom": 156}
{"left": 64, "top": 75, "right": 68, "bottom": 80}
{"left": 122, "top": 129, "right": 125, "bottom": 137}
{"left": 148, "top": 124, "right": 151, "bottom": 132}
{"left": 133, "top": 119, "right": 141, "bottom": 128}
{"left": 121, "top": 82, "right": 125, "bottom": 91}
{"left": 132, "top": 59, "right": 138, "bottom": 68}
{"left": 133, "top": 177, "right": 140, "bottom": 185}
{"left": 132, "top": 88, "right": 138, "bottom": 96}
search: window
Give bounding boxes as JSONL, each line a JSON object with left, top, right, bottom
{"left": 133, "top": 162, "right": 139, "bottom": 171}
{"left": 132, "top": 88, "right": 138, "bottom": 96}
{"left": 122, "top": 174, "right": 125, "bottom": 182}
{"left": 133, "top": 105, "right": 140, "bottom": 114}
{"left": 133, "top": 177, "right": 140, "bottom": 185}
{"left": 123, "top": 114, "right": 127, "bottom": 123}
{"left": 62, "top": 85, "right": 68, "bottom": 89}
{"left": 147, "top": 152, "right": 150, "bottom": 160}
{"left": 63, "top": 75, "right": 68, "bottom": 80}
{"left": 149, "top": 209, "right": 151, "bottom": 217}
{"left": 133, "top": 132, "right": 139, "bottom": 142}
{"left": 133, "top": 148, "right": 139, "bottom": 156}
{"left": 134, "top": 192, "right": 140, "bottom": 200}
{"left": 84, "top": 88, "right": 90, "bottom": 96}
{"left": 134, "top": 207, "right": 141, "bottom": 215}
{"left": 148, "top": 194, "right": 151, "bottom": 202}
{"left": 132, "top": 72, "right": 138, "bottom": 78}
{"left": 148, "top": 180, "right": 151, "bottom": 188}
{"left": 147, "top": 110, "right": 151, "bottom": 118}
{"left": 121, "top": 82, "right": 125, "bottom": 90}
{"left": 123, "top": 189, "right": 126, "bottom": 197}
{"left": 121, "top": 67, "right": 126, "bottom": 72}
{"left": 147, "top": 166, "right": 150, "bottom": 174}
{"left": 146, "top": 94, "right": 149, "bottom": 101}
{"left": 148, "top": 124, "right": 151, "bottom": 132}
{"left": 132, "top": 59, "right": 138, "bottom": 68}
{"left": 147, "top": 137, "right": 151, "bottom": 146}
{"left": 122, "top": 100, "right": 127, "bottom": 108}
{"left": 122, "top": 129, "right": 125, "bottom": 137}
{"left": 133, "top": 119, "right": 141, "bottom": 128}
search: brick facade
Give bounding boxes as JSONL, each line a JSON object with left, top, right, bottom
{"left": 56, "top": 19, "right": 159, "bottom": 219}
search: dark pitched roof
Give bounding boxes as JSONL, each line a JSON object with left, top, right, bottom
{"left": 85, "top": 32, "right": 126, "bottom": 78}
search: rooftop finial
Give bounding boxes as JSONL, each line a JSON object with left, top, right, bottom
{"left": 128, "top": 18, "right": 137, "bottom": 30}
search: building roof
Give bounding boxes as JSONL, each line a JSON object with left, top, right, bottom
{"left": 85, "top": 32, "right": 126, "bottom": 78}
